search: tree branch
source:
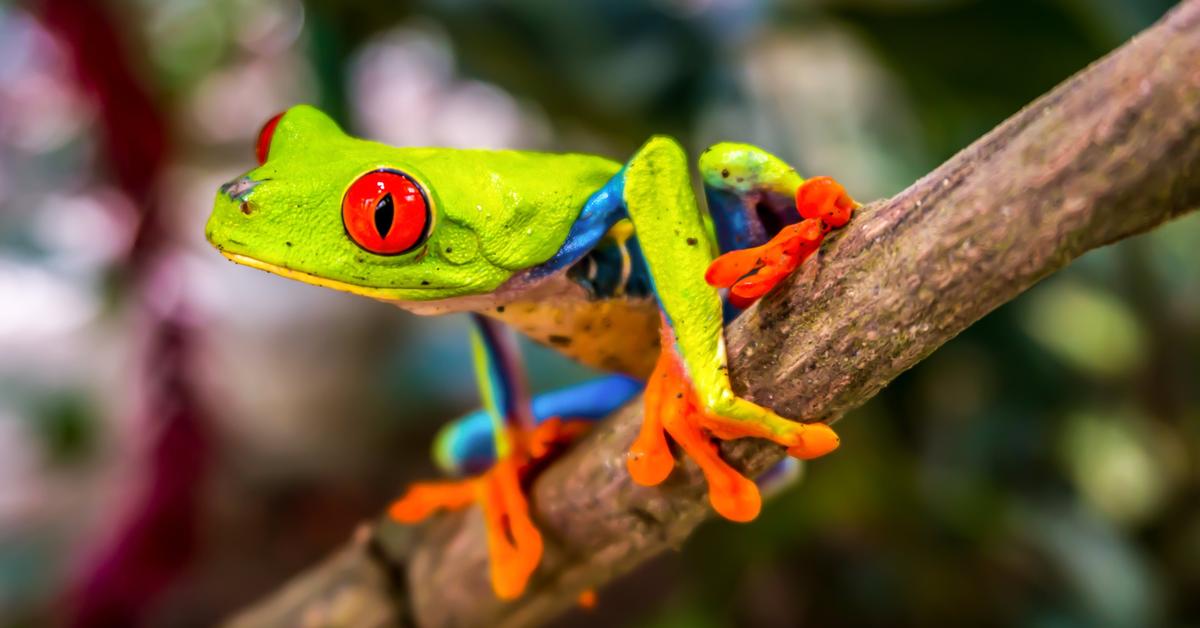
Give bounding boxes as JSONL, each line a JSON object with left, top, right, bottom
{"left": 227, "top": 2, "right": 1200, "bottom": 626}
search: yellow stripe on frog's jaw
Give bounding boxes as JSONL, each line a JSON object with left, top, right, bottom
{"left": 220, "top": 251, "right": 402, "bottom": 300}
{"left": 218, "top": 251, "right": 498, "bottom": 315}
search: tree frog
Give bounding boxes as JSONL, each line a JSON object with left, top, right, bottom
{"left": 207, "top": 105, "right": 855, "bottom": 600}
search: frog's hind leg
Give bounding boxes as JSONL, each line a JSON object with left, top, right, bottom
{"left": 388, "top": 479, "right": 477, "bottom": 523}
{"left": 619, "top": 137, "right": 841, "bottom": 522}
{"left": 627, "top": 316, "right": 839, "bottom": 520}
{"left": 629, "top": 321, "right": 760, "bottom": 520}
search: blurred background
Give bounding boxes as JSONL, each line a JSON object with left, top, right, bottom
{"left": 0, "top": 0, "right": 1196, "bottom": 626}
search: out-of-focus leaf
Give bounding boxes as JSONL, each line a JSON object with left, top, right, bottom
{"left": 1021, "top": 280, "right": 1147, "bottom": 378}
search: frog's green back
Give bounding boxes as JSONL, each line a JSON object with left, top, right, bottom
{"left": 206, "top": 105, "right": 620, "bottom": 301}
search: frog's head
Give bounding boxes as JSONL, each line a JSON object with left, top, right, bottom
{"left": 206, "top": 105, "right": 515, "bottom": 307}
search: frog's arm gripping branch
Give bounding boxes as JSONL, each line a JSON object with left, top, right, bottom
{"left": 227, "top": 3, "right": 1200, "bottom": 625}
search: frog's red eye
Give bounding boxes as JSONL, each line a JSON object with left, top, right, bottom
{"left": 342, "top": 170, "right": 431, "bottom": 255}
{"left": 255, "top": 112, "right": 284, "bottom": 165}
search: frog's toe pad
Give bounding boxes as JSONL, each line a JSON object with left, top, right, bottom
{"left": 786, "top": 422, "right": 840, "bottom": 459}
{"left": 627, "top": 369, "right": 677, "bottom": 487}
{"left": 796, "top": 176, "right": 855, "bottom": 228}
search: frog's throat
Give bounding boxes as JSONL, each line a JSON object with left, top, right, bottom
{"left": 220, "top": 252, "right": 403, "bottom": 300}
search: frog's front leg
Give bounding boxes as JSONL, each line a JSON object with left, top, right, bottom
{"left": 620, "top": 137, "right": 842, "bottom": 522}
{"left": 699, "top": 143, "right": 855, "bottom": 309}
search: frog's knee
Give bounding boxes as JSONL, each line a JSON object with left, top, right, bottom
{"left": 632, "top": 135, "right": 688, "bottom": 169}
{"left": 699, "top": 142, "right": 761, "bottom": 188}
{"left": 698, "top": 142, "right": 799, "bottom": 195}
{"left": 700, "top": 387, "right": 741, "bottom": 417}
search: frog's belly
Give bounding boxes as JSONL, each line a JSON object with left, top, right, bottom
{"left": 488, "top": 296, "right": 660, "bottom": 378}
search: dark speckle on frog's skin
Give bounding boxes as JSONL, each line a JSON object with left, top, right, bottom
{"left": 548, "top": 334, "right": 572, "bottom": 346}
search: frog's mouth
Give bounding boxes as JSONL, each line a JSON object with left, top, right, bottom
{"left": 220, "top": 251, "right": 446, "bottom": 301}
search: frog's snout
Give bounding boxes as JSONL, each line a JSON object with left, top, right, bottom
{"left": 219, "top": 175, "right": 262, "bottom": 202}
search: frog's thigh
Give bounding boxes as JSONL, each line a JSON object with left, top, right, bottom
{"left": 621, "top": 136, "right": 728, "bottom": 399}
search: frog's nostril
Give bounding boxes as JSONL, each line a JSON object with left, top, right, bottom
{"left": 220, "top": 176, "right": 261, "bottom": 201}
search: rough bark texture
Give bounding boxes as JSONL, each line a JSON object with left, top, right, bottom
{"left": 227, "top": 2, "right": 1200, "bottom": 627}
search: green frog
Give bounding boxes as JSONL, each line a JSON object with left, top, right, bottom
{"left": 206, "top": 105, "right": 854, "bottom": 599}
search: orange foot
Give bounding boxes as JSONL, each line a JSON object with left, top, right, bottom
{"left": 389, "top": 419, "right": 591, "bottom": 600}
{"left": 705, "top": 176, "right": 856, "bottom": 309}
{"left": 626, "top": 326, "right": 839, "bottom": 522}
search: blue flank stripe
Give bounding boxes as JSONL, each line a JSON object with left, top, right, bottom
{"left": 705, "top": 187, "right": 764, "bottom": 253}
{"left": 525, "top": 169, "right": 627, "bottom": 281}
{"left": 434, "top": 375, "right": 644, "bottom": 475}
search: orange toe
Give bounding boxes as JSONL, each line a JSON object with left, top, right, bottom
{"left": 707, "top": 218, "right": 826, "bottom": 308}
{"left": 627, "top": 351, "right": 677, "bottom": 486}
{"left": 705, "top": 246, "right": 764, "bottom": 288}
{"left": 708, "top": 177, "right": 856, "bottom": 310}
{"left": 481, "top": 457, "right": 543, "bottom": 600}
{"left": 388, "top": 480, "right": 477, "bottom": 523}
{"left": 786, "top": 422, "right": 840, "bottom": 460}
{"left": 727, "top": 264, "right": 792, "bottom": 305}
{"left": 630, "top": 320, "right": 841, "bottom": 523}
{"left": 665, "top": 408, "right": 761, "bottom": 522}
{"left": 637, "top": 335, "right": 763, "bottom": 522}
{"left": 627, "top": 414, "right": 674, "bottom": 486}
{"left": 796, "top": 176, "right": 855, "bottom": 228}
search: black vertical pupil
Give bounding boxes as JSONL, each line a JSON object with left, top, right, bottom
{"left": 374, "top": 193, "right": 395, "bottom": 238}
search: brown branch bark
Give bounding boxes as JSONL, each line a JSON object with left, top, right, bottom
{"left": 227, "top": 2, "right": 1200, "bottom": 626}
